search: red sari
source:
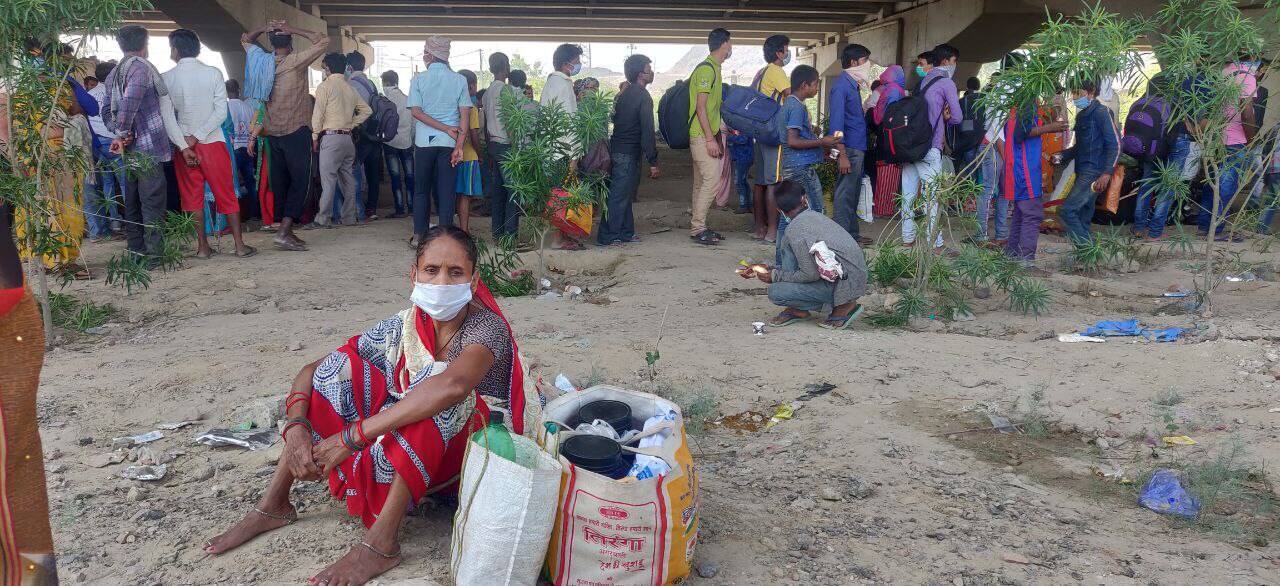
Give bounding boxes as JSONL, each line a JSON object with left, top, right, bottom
{"left": 305, "top": 284, "right": 539, "bottom": 527}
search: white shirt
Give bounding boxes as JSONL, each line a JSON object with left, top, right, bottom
{"left": 384, "top": 86, "right": 414, "bottom": 150}
{"left": 86, "top": 83, "right": 115, "bottom": 139}
{"left": 482, "top": 79, "right": 512, "bottom": 144}
{"left": 162, "top": 57, "right": 229, "bottom": 145}
{"left": 227, "top": 98, "right": 253, "bottom": 149}
{"left": 541, "top": 71, "right": 577, "bottom": 150}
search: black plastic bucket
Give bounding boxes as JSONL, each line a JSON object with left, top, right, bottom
{"left": 576, "top": 399, "right": 633, "bottom": 434}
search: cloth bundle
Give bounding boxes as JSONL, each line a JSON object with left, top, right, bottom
{"left": 809, "top": 241, "right": 845, "bottom": 282}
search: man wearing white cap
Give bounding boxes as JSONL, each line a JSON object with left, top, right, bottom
{"left": 407, "top": 35, "right": 472, "bottom": 242}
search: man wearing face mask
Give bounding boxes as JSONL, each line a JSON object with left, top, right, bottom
{"left": 1056, "top": 78, "right": 1119, "bottom": 245}
{"left": 899, "top": 44, "right": 962, "bottom": 250}
{"left": 688, "top": 28, "right": 733, "bottom": 246}
{"left": 541, "top": 43, "right": 587, "bottom": 250}
{"left": 913, "top": 51, "right": 933, "bottom": 92}
{"left": 749, "top": 34, "right": 791, "bottom": 243}
{"left": 829, "top": 43, "right": 874, "bottom": 245}
{"left": 598, "top": 54, "right": 658, "bottom": 246}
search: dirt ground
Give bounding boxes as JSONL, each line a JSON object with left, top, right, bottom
{"left": 36, "top": 149, "right": 1280, "bottom": 585}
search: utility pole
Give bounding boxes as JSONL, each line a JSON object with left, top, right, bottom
{"left": 479, "top": 49, "right": 484, "bottom": 73}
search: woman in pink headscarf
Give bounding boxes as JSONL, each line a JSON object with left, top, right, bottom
{"left": 870, "top": 65, "right": 908, "bottom": 217}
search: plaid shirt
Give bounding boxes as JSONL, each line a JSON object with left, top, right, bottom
{"left": 102, "top": 59, "right": 173, "bottom": 162}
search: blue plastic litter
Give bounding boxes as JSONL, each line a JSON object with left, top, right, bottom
{"left": 1082, "top": 319, "right": 1182, "bottom": 342}
{"left": 1083, "top": 319, "right": 1142, "bottom": 337}
{"left": 1138, "top": 469, "right": 1200, "bottom": 519}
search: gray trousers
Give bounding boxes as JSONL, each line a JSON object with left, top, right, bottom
{"left": 315, "top": 133, "right": 357, "bottom": 226}
{"left": 832, "top": 149, "right": 867, "bottom": 237}
{"left": 123, "top": 158, "right": 167, "bottom": 256}
{"left": 767, "top": 241, "right": 836, "bottom": 312}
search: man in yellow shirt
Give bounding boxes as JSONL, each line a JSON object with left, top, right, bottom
{"left": 688, "top": 28, "right": 732, "bottom": 246}
{"left": 310, "top": 53, "right": 372, "bottom": 228}
{"left": 752, "top": 34, "right": 792, "bottom": 243}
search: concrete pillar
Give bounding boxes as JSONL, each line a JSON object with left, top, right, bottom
{"left": 222, "top": 51, "right": 246, "bottom": 83}
{"left": 153, "top": 0, "right": 331, "bottom": 82}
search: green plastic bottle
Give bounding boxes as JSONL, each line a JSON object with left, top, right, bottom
{"left": 472, "top": 411, "right": 515, "bottom": 463}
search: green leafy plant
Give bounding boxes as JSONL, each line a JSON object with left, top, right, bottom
{"left": 45, "top": 291, "right": 114, "bottom": 332}
{"left": 105, "top": 252, "right": 151, "bottom": 295}
{"left": 496, "top": 87, "right": 611, "bottom": 287}
{"left": 475, "top": 235, "right": 535, "bottom": 297}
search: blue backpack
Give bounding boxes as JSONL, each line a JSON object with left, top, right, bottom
{"left": 720, "top": 67, "right": 788, "bottom": 147}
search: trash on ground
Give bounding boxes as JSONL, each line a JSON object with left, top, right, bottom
{"left": 540, "top": 278, "right": 552, "bottom": 289}
{"left": 155, "top": 420, "right": 199, "bottom": 431}
{"left": 1269, "top": 407, "right": 1280, "bottom": 413}
{"left": 554, "top": 374, "right": 578, "bottom": 394}
{"left": 1141, "top": 327, "right": 1184, "bottom": 342}
{"left": 628, "top": 410, "right": 677, "bottom": 480}
{"left": 752, "top": 321, "right": 766, "bottom": 335}
{"left": 764, "top": 403, "right": 796, "bottom": 429}
{"left": 564, "top": 285, "right": 583, "bottom": 298}
{"left": 536, "top": 291, "right": 561, "bottom": 301}
{"left": 985, "top": 413, "right": 1018, "bottom": 433}
{"left": 120, "top": 464, "right": 167, "bottom": 481}
{"left": 194, "top": 428, "right": 277, "bottom": 451}
{"left": 1090, "top": 464, "right": 1133, "bottom": 484}
{"left": 1161, "top": 435, "right": 1197, "bottom": 446}
{"left": 1080, "top": 318, "right": 1183, "bottom": 342}
{"left": 798, "top": 382, "right": 837, "bottom": 401}
{"left": 1162, "top": 285, "right": 1191, "bottom": 298}
{"left": 709, "top": 410, "right": 768, "bottom": 432}
{"left": 1138, "top": 469, "right": 1200, "bottom": 518}
{"left": 1058, "top": 333, "right": 1107, "bottom": 343}
{"left": 1225, "top": 272, "right": 1258, "bottom": 282}
{"left": 112, "top": 430, "right": 164, "bottom": 448}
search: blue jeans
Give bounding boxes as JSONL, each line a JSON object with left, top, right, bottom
{"left": 732, "top": 158, "right": 752, "bottom": 211}
{"left": 383, "top": 144, "right": 414, "bottom": 215}
{"left": 1133, "top": 135, "right": 1190, "bottom": 238}
{"left": 85, "top": 139, "right": 125, "bottom": 238}
{"left": 777, "top": 164, "right": 824, "bottom": 262}
{"left": 1198, "top": 145, "right": 1247, "bottom": 235}
{"left": 767, "top": 238, "right": 835, "bottom": 312}
{"left": 598, "top": 150, "right": 639, "bottom": 244}
{"left": 1060, "top": 169, "right": 1104, "bottom": 244}
{"left": 974, "top": 147, "right": 1008, "bottom": 241}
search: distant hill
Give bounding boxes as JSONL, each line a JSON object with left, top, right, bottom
{"left": 581, "top": 65, "right": 621, "bottom": 79}
{"left": 663, "top": 44, "right": 775, "bottom": 85}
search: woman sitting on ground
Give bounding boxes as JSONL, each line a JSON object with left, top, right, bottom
{"left": 204, "top": 226, "right": 541, "bottom": 585}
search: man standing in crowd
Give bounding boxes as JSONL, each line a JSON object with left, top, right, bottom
{"left": 242, "top": 20, "right": 329, "bottom": 252}
{"left": 226, "top": 79, "right": 258, "bottom": 221}
{"left": 345, "top": 51, "right": 382, "bottom": 221}
{"left": 751, "top": 34, "right": 790, "bottom": 243}
{"left": 781, "top": 65, "right": 839, "bottom": 218}
{"left": 381, "top": 70, "right": 414, "bottom": 219}
{"left": 829, "top": 43, "right": 874, "bottom": 246}
{"left": 541, "top": 42, "right": 586, "bottom": 250}
{"left": 482, "top": 52, "right": 520, "bottom": 238}
{"left": 598, "top": 53, "right": 659, "bottom": 246}
{"left": 85, "top": 60, "right": 124, "bottom": 241}
{"left": 1058, "top": 78, "right": 1119, "bottom": 245}
{"left": 408, "top": 35, "right": 470, "bottom": 239}
{"left": 689, "top": 28, "right": 732, "bottom": 246}
{"left": 900, "top": 44, "right": 962, "bottom": 250}
{"left": 102, "top": 24, "right": 188, "bottom": 264}
{"left": 163, "top": 29, "right": 256, "bottom": 259}
{"left": 312, "top": 53, "right": 372, "bottom": 229}
{"left": 746, "top": 181, "right": 867, "bottom": 330}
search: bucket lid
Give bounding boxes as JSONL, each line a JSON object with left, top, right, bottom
{"left": 577, "top": 399, "right": 632, "bottom": 427}
{"left": 560, "top": 434, "right": 622, "bottom": 468}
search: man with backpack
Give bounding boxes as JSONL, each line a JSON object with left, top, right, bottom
{"left": 748, "top": 34, "right": 791, "bottom": 244}
{"left": 346, "top": 51, "right": 384, "bottom": 221}
{"left": 688, "top": 28, "right": 733, "bottom": 246}
{"left": 828, "top": 43, "right": 874, "bottom": 246}
{"left": 1128, "top": 76, "right": 1181, "bottom": 240}
{"left": 899, "top": 44, "right": 963, "bottom": 250}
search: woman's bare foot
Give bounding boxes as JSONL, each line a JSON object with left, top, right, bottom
{"left": 310, "top": 542, "right": 401, "bottom": 586}
{"left": 204, "top": 503, "right": 297, "bottom": 555}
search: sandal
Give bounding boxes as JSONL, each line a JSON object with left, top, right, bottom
{"left": 691, "top": 230, "right": 719, "bottom": 246}
{"left": 273, "top": 238, "right": 307, "bottom": 252}
{"left": 769, "top": 309, "right": 809, "bottom": 327}
{"left": 818, "top": 305, "right": 864, "bottom": 330}
{"left": 235, "top": 245, "right": 259, "bottom": 258}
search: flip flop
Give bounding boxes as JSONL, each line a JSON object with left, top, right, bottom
{"left": 194, "top": 250, "right": 217, "bottom": 260}
{"left": 235, "top": 245, "right": 258, "bottom": 258}
{"left": 769, "top": 309, "right": 808, "bottom": 327}
{"left": 818, "top": 305, "right": 864, "bottom": 330}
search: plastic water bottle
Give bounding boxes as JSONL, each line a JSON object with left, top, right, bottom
{"left": 472, "top": 411, "right": 515, "bottom": 463}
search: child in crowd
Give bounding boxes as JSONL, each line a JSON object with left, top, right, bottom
{"left": 456, "top": 69, "right": 485, "bottom": 233}
{"left": 778, "top": 64, "right": 840, "bottom": 245}
{"left": 727, "top": 130, "right": 755, "bottom": 215}
{"left": 1002, "top": 105, "right": 1066, "bottom": 272}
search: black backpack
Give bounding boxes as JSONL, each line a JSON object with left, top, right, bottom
{"left": 658, "top": 61, "right": 713, "bottom": 150}
{"left": 947, "top": 92, "right": 985, "bottom": 154}
{"left": 352, "top": 76, "right": 401, "bottom": 143}
{"left": 877, "top": 77, "right": 943, "bottom": 164}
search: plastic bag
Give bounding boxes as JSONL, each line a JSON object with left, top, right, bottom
{"left": 1100, "top": 165, "right": 1124, "bottom": 214}
{"left": 857, "top": 176, "right": 875, "bottom": 222}
{"left": 628, "top": 410, "right": 677, "bottom": 480}
{"left": 1047, "top": 160, "right": 1075, "bottom": 209}
{"left": 549, "top": 188, "right": 593, "bottom": 240}
{"left": 808, "top": 241, "right": 844, "bottom": 283}
{"left": 1138, "top": 469, "right": 1200, "bottom": 519}
{"left": 451, "top": 431, "right": 563, "bottom": 586}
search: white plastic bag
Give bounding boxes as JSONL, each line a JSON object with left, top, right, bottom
{"left": 857, "top": 176, "right": 875, "bottom": 222}
{"left": 451, "top": 432, "right": 563, "bottom": 586}
{"left": 1182, "top": 142, "right": 1202, "bottom": 181}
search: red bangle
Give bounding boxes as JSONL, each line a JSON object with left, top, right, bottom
{"left": 355, "top": 420, "right": 370, "bottom": 445}
{"left": 281, "top": 421, "right": 306, "bottom": 441}
{"left": 286, "top": 395, "right": 309, "bottom": 412}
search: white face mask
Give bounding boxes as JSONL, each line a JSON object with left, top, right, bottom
{"left": 411, "top": 282, "right": 473, "bottom": 321}
{"left": 846, "top": 60, "right": 873, "bottom": 85}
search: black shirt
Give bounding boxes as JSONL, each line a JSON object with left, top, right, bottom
{"left": 609, "top": 85, "right": 658, "bottom": 166}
